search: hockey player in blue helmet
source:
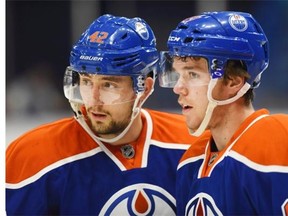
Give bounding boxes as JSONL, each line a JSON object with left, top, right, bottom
{"left": 159, "top": 11, "right": 269, "bottom": 136}
{"left": 159, "top": 11, "right": 288, "bottom": 215}
{"left": 64, "top": 14, "right": 159, "bottom": 143}
{"left": 6, "top": 14, "right": 200, "bottom": 215}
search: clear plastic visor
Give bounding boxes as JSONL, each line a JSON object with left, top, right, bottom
{"left": 64, "top": 67, "right": 137, "bottom": 105}
{"left": 158, "top": 51, "right": 211, "bottom": 88}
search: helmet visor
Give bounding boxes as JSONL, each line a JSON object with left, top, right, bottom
{"left": 64, "top": 67, "right": 136, "bottom": 105}
{"left": 158, "top": 51, "right": 210, "bottom": 88}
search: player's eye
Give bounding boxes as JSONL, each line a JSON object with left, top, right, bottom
{"left": 188, "top": 71, "right": 200, "bottom": 79}
{"left": 80, "top": 78, "right": 93, "bottom": 86}
{"left": 102, "top": 81, "right": 119, "bottom": 90}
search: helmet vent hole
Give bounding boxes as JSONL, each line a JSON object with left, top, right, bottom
{"left": 178, "top": 25, "right": 188, "bottom": 29}
{"left": 194, "top": 38, "right": 206, "bottom": 42}
{"left": 193, "top": 29, "right": 201, "bottom": 34}
{"left": 183, "top": 37, "right": 193, "bottom": 43}
{"left": 121, "top": 33, "right": 128, "bottom": 40}
{"left": 113, "top": 53, "right": 139, "bottom": 67}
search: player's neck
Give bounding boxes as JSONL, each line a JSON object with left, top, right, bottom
{"left": 210, "top": 102, "right": 254, "bottom": 151}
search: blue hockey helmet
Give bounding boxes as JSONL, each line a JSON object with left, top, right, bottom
{"left": 166, "top": 11, "right": 269, "bottom": 88}
{"left": 64, "top": 14, "right": 159, "bottom": 142}
{"left": 67, "top": 14, "right": 159, "bottom": 93}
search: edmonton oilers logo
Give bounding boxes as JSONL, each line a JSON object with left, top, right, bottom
{"left": 228, "top": 14, "right": 248, "bottom": 32}
{"left": 135, "top": 22, "right": 149, "bottom": 40}
{"left": 186, "top": 192, "right": 223, "bottom": 216}
{"left": 99, "top": 183, "right": 176, "bottom": 215}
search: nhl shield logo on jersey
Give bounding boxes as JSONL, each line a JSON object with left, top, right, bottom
{"left": 99, "top": 183, "right": 175, "bottom": 215}
{"left": 186, "top": 192, "right": 223, "bottom": 216}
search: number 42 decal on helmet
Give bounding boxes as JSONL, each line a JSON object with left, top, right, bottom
{"left": 89, "top": 31, "right": 109, "bottom": 44}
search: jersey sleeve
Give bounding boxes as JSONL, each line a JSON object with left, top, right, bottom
{"left": 6, "top": 117, "right": 95, "bottom": 215}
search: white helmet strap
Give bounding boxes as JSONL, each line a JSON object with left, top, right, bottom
{"left": 207, "top": 78, "right": 251, "bottom": 106}
{"left": 190, "top": 78, "right": 251, "bottom": 136}
{"left": 189, "top": 99, "right": 217, "bottom": 137}
{"left": 76, "top": 92, "right": 143, "bottom": 144}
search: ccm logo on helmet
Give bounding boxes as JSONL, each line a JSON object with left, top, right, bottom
{"left": 168, "top": 36, "right": 181, "bottom": 42}
{"left": 80, "top": 55, "right": 103, "bottom": 61}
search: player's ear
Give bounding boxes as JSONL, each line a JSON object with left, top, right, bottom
{"left": 226, "top": 75, "right": 246, "bottom": 96}
{"left": 144, "top": 77, "right": 154, "bottom": 94}
{"left": 229, "top": 75, "right": 245, "bottom": 88}
{"left": 138, "top": 77, "right": 154, "bottom": 105}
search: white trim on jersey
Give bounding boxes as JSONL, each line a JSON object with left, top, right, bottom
{"left": 177, "top": 154, "right": 206, "bottom": 171}
{"left": 75, "top": 117, "right": 128, "bottom": 171}
{"left": 281, "top": 199, "right": 288, "bottom": 216}
{"left": 140, "top": 109, "right": 153, "bottom": 168}
{"left": 7, "top": 109, "right": 193, "bottom": 189}
{"left": 176, "top": 114, "right": 271, "bottom": 178}
{"left": 197, "top": 143, "right": 210, "bottom": 179}
{"left": 93, "top": 138, "right": 128, "bottom": 171}
{"left": 229, "top": 151, "right": 288, "bottom": 173}
{"left": 70, "top": 109, "right": 154, "bottom": 171}
{"left": 206, "top": 114, "right": 269, "bottom": 177}
{"left": 6, "top": 147, "right": 103, "bottom": 189}
{"left": 151, "top": 140, "right": 191, "bottom": 150}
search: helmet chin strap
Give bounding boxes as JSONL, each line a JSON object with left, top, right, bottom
{"left": 69, "top": 77, "right": 155, "bottom": 144}
{"left": 189, "top": 100, "right": 217, "bottom": 137}
{"left": 75, "top": 92, "right": 144, "bottom": 144}
{"left": 189, "top": 78, "right": 251, "bottom": 137}
{"left": 91, "top": 78, "right": 155, "bottom": 143}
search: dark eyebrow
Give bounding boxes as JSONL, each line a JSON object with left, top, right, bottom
{"left": 80, "top": 73, "right": 126, "bottom": 82}
{"left": 101, "top": 76, "right": 126, "bottom": 82}
{"left": 172, "top": 66, "right": 195, "bottom": 71}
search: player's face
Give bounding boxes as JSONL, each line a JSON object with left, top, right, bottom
{"left": 172, "top": 57, "right": 210, "bottom": 132}
{"left": 79, "top": 74, "right": 136, "bottom": 138}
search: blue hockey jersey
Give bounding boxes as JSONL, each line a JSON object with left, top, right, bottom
{"left": 6, "top": 109, "right": 198, "bottom": 215}
{"left": 176, "top": 109, "right": 288, "bottom": 215}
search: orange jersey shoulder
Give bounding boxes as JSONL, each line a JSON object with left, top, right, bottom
{"left": 178, "top": 132, "right": 211, "bottom": 164}
{"left": 232, "top": 112, "right": 288, "bottom": 166}
{"left": 6, "top": 117, "right": 97, "bottom": 184}
{"left": 232, "top": 110, "right": 288, "bottom": 166}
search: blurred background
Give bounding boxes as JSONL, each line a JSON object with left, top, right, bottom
{"left": 6, "top": 0, "right": 288, "bottom": 144}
